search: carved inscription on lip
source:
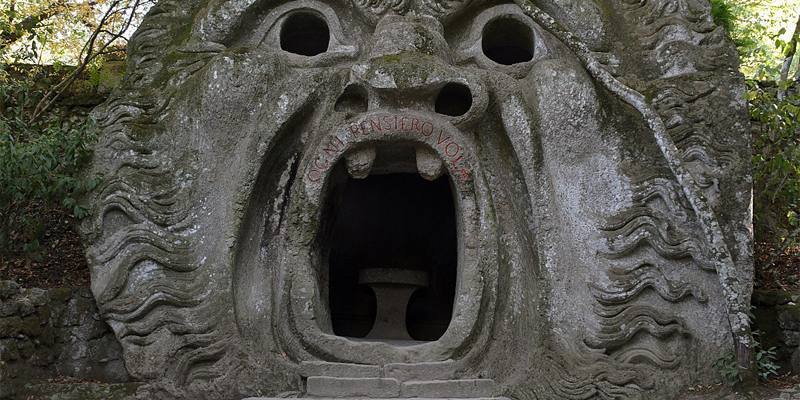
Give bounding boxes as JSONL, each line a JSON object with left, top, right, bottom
{"left": 306, "top": 113, "right": 473, "bottom": 183}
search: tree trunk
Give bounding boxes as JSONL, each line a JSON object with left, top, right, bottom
{"left": 779, "top": 14, "right": 800, "bottom": 98}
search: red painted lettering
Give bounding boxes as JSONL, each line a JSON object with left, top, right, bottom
{"left": 400, "top": 117, "right": 409, "bottom": 131}
{"left": 411, "top": 118, "right": 421, "bottom": 132}
{"left": 348, "top": 124, "right": 361, "bottom": 137}
{"left": 308, "top": 170, "right": 322, "bottom": 182}
{"left": 323, "top": 136, "right": 345, "bottom": 157}
{"left": 421, "top": 121, "right": 434, "bottom": 136}
{"left": 436, "top": 129, "right": 451, "bottom": 146}
{"left": 313, "top": 158, "right": 329, "bottom": 170}
{"left": 445, "top": 142, "right": 460, "bottom": 157}
{"left": 370, "top": 118, "right": 382, "bottom": 133}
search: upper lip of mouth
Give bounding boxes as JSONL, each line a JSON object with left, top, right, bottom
{"left": 343, "top": 143, "right": 445, "bottom": 181}
{"left": 302, "top": 111, "right": 475, "bottom": 189}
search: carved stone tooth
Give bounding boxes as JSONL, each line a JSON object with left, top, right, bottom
{"left": 416, "top": 146, "right": 444, "bottom": 181}
{"left": 345, "top": 147, "right": 376, "bottom": 179}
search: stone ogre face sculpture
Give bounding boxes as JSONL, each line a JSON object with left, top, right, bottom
{"left": 82, "top": 0, "right": 754, "bottom": 398}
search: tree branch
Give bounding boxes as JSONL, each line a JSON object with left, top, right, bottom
{"left": 778, "top": 13, "right": 800, "bottom": 98}
{"left": 28, "top": 0, "right": 146, "bottom": 122}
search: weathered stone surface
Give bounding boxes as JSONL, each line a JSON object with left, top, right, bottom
{"left": 15, "top": 381, "right": 140, "bottom": 400}
{"left": 384, "top": 361, "right": 456, "bottom": 381}
{"left": 400, "top": 379, "right": 500, "bottom": 398}
{"left": 246, "top": 398, "right": 508, "bottom": 400}
{"left": 307, "top": 377, "right": 401, "bottom": 397}
{"left": 300, "top": 361, "right": 382, "bottom": 378}
{"left": 81, "top": 0, "right": 754, "bottom": 398}
{"left": 0, "top": 282, "right": 128, "bottom": 400}
{"left": 0, "top": 281, "right": 20, "bottom": 300}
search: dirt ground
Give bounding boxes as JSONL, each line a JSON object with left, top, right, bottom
{"left": 0, "top": 204, "right": 90, "bottom": 288}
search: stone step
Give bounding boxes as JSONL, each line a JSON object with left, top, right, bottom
{"left": 384, "top": 360, "right": 456, "bottom": 381}
{"left": 300, "top": 361, "right": 382, "bottom": 378}
{"left": 303, "top": 377, "right": 500, "bottom": 399}
{"left": 400, "top": 379, "right": 501, "bottom": 398}
{"left": 244, "top": 398, "right": 509, "bottom": 400}
{"left": 306, "top": 376, "right": 401, "bottom": 397}
{"left": 299, "top": 360, "right": 457, "bottom": 381}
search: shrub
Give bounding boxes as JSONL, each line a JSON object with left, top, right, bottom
{"left": 749, "top": 82, "right": 800, "bottom": 251}
{"left": 714, "top": 330, "right": 780, "bottom": 385}
{"left": 0, "top": 66, "right": 99, "bottom": 255}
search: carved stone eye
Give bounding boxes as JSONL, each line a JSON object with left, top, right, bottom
{"left": 280, "top": 11, "right": 330, "bottom": 56}
{"left": 481, "top": 17, "right": 534, "bottom": 65}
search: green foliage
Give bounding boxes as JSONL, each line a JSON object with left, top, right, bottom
{"left": 755, "top": 347, "right": 780, "bottom": 380}
{"left": 714, "top": 331, "right": 780, "bottom": 385}
{"left": 710, "top": 0, "right": 735, "bottom": 34}
{"left": 711, "top": 0, "right": 800, "bottom": 80}
{"left": 0, "top": 67, "right": 99, "bottom": 254}
{"left": 713, "top": 353, "right": 740, "bottom": 385}
{"left": 750, "top": 83, "right": 800, "bottom": 248}
{"left": 1, "top": 0, "right": 154, "bottom": 65}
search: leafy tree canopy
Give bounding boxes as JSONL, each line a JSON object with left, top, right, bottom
{"left": 0, "top": 0, "right": 153, "bottom": 65}
{"left": 712, "top": 0, "right": 800, "bottom": 80}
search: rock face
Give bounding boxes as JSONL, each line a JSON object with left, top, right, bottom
{"left": 81, "top": 0, "right": 753, "bottom": 399}
{"left": 0, "top": 281, "right": 129, "bottom": 400}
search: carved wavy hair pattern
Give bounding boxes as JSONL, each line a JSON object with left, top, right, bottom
{"left": 629, "top": 178, "right": 690, "bottom": 217}
{"left": 601, "top": 176, "right": 716, "bottom": 271}
{"left": 589, "top": 263, "right": 707, "bottom": 306}
{"left": 79, "top": 0, "right": 245, "bottom": 394}
{"left": 619, "top": 0, "right": 732, "bottom": 71}
{"left": 614, "top": 0, "right": 740, "bottom": 199}
{"left": 613, "top": 346, "right": 681, "bottom": 369}
{"left": 512, "top": 0, "right": 751, "bottom": 396}
{"left": 419, "top": 0, "right": 470, "bottom": 16}
{"left": 619, "top": 0, "right": 721, "bottom": 48}
{"left": 352, "top": 0, "right": 411, "bottom": 15}
{"left": 601, "top": 211, "right": 714, "bottom": 271}
{"left": 584, "top": 304, "right": 689, "bottom": 350}
{"left": 588, "top": 179, "right": 711, "bottom": 374}
{"left": 650, "top": 79, "right": 738, "bottom": 167}
{"left": 351, "top": 0, "right": 470, "bottom": 18}
{"left": 511, "top": 354, "right": 649, "bottom": 400}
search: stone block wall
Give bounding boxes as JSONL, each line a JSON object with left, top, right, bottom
{"left": 0, "top": 281, "right": 129, "bottom": 399}
{"left": 753, "top": 289, "right": 800, "bottom": 373}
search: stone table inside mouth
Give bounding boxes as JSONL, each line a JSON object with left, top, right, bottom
{"left": 358, "top": 268, "right": 429, "bottom": 341}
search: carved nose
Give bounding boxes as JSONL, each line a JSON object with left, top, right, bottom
{"left": 352, "top": 14, "right": 456, "bottom": 92}
{"left": 345, "top": 15, "right": 485, "bottom": 121}
{"left": 368, "top": 14, "right": 451, "bottom": 62}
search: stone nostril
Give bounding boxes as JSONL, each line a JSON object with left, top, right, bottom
{"left": 335, "top": 84, "right": 369, "bottom": 115}
{"left": 435, "top": 83, "right": 473, "bottom": 117}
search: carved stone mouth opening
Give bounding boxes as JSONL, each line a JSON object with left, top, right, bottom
{"left": 282, "top": 112, "right": 486, "bottom": 364}
{"left": 320, "top": 142, "right": 457, "bottom": 343}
